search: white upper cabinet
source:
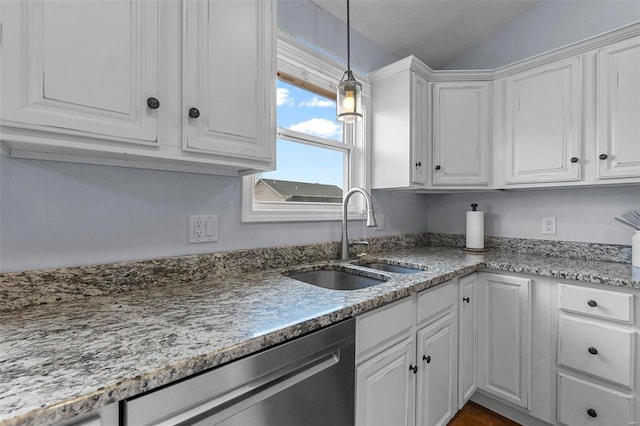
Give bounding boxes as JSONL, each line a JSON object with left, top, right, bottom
{"left": 370, "top": 57, "right": 429, "bottom": 189}
{"left": 183, "top": 0, "right": 275, "bottom": 166}
{"left": 432, "top": 82, "right": 490, "bottom": 186}
{"left": 0, "top": 0, "right": 276, "bottom": 175}
{"left": 1, "top": 0, "right": 159, "bottom": 143}
{"left": 596, "top": 35, "right": 640, "bottom": 179}
{"left": 502, "top": 57, "right": 583, "bottom": 184}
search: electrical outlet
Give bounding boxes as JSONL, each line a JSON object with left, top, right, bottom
{"left": 190, "top": 215, "right": 218, "bottom": 243}
{"left": 542, "top": 217, "right": 556, "bottom": 235}
{"left": 374, "top": 213, "right": 385, "bottom": 231}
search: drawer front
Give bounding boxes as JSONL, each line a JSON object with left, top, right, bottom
{"left": 558, "top": 372, "right": 633, "bottom": 426}
{"left": 558, "top": 283, "right": 633, "bottom": 323}
{"left": 558, "top": 315, "right": 634, "bottom": 387}
{"left": 416, "top": 280, "right": 456, "bottom": 325}
{"left": 357, "top": 297, "right": 413, "bottom": 362}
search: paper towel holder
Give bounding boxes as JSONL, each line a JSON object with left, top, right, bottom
{"left": 463, "top": 203, "right": 488, "bottom": 253}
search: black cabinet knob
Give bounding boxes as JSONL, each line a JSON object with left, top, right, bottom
{"left": 587, "top": 300, "right": 598, "bottom": 307}
{"left": 570, "top": 157, "right": 579, "bottom": 163}
{"left": 463, "top": 297, "right": 470, "bottom": 303}
{"left": 423, "top": 355, "right": 431, "bottom": 363}
{"left": 409, "top": 364, "right": 418, "bottom": 374}
{"left": 599, "top": 154, "right": 608, "bottom": 160}
{"left": 588, "top": 347, "right": 598, "bottom": 355}
{"left": 188, "top": 107, "right": 200, "bottom": 119}
{"left": 416, "top": 161, "right": 422, "bottom": 167}
{"left": 435, "top": 165, "right": 441, "bottom": 170}
{"left": 587, "top": 408, "right": 597, "bottom": 418}
{"left": 146, "top": 97, "right": 160, "bottom": 110}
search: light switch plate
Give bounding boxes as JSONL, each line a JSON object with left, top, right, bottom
{"left": 190, "top": 215, "right": 218, "bottom": 243}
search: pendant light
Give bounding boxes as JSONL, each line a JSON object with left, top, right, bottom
{"left": 336, "top": 0, "right": 362, "bottom": 123}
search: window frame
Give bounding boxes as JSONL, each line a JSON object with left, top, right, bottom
{"left": 241, "top": 38, "right": 371, "bottom": 223}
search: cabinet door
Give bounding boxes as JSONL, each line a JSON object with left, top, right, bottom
{"left": 596, "top": 36, "right": 640, "bottom": 179}
{"left": 356, "top": 337, "right": 415, "bottom": 426}
{"left": 0, "top": 0, "right": 159, "bottom": 143}
{"left": 478, "top": 273, "right": 531, "bottom": 408}
{"left": 503, "top": 57, "right": 582, "bottom": 184}
{"left": 416, "top": 313, "right": 457, "bottom": 426}
{"left": 432, "top": 82, "right": 490, "bottom": 186}
{"left": 458, "top": 274, "right": 478, "bottom": 408}
{"left": 183, "top": 0, "right": 275, "bottom": 165}
{"left": 411, "top": 73, "right": 429, "bottom": 186}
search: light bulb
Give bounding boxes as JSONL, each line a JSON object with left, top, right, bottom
{"left": 342, "top": 91, "right": 355, "bottom": 112}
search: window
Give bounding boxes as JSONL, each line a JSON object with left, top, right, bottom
{"left": 242, "top": 40, "right": 370, "bottom": 222}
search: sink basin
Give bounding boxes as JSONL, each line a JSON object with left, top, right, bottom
{"left": 287, "top": 269, "right": 387, "bottom": 291}
{"left": 359, "top": 263, "right": 423, "bottom": 274}
{"left": 358, "top": 261, "right": 426, "bottom": 274}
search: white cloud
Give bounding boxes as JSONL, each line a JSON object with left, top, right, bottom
{"left": 299, "top": 96, "right": 334, "bottom": 108}
{"left": 277, "top": 88, "right": 293, "bottom": 107}
{"left": 290, "top": 118, "right": 341, "bottom": 139}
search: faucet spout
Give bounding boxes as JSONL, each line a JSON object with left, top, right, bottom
{"left": 341, "top": 187, "right": 377, "bottom": 261}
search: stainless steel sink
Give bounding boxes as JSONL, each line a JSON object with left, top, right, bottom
{"left": 287, "top": 269, "right": 388, "bottom": 291}
{"left": 358, "top": 261, "right": 426, "bottom": 274}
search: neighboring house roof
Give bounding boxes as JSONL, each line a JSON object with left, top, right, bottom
{"left": 256, "top": 178, "right": 343, "bottom": 203}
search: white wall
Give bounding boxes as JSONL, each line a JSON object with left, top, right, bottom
{"left": 0, "top": 156, "right": 428, "bottom": 272}
{"left": 444, "top": 1, "right": 640, "bottom": 70}
{"left": 426, "top": 187, "right": 640, "bottom": 246}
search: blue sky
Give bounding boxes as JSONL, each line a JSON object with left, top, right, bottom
{"left": 259, "top": 80, "right": 345, "bottom": 189}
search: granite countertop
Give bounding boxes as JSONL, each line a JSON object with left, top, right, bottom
{"left": 1, "top": 245, "right": 638, "bottom": 426}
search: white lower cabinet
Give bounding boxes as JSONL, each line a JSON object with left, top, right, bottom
{"left": 556, "top": 281, "right": 638, "bottom": 426}
{"left": 477, "top": 273, "right": 532, "bottom": 408}
{"left": 458, "top": 274, "right": 478, "bottom": 408}
{"left": 355, "top": 280, "right": 458, "bottom": 426}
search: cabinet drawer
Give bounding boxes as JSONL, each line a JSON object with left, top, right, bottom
{"left": 357, "top": 297, "right": 413, "bottom": 362}
{"left": 559, "top": 283, "right": 633, "bottom": 323}
{"left": 558, "top": 315, "right": 634, "bottom": 387}
{"left": 558, "top": 372, "right": 633, "bottom": 426}
{"left": 416, "top": 280, "right": 456, "bottom": 325}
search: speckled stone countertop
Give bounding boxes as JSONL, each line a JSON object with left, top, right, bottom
{"left": 1, "top": 241, "right": 639, "bottom": 426}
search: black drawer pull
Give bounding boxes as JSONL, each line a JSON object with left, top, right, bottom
{"left": 588, "top": 347, "right": 598, "bottom": 355}
{"left": 570, "top": 157, "right": 579, "bottom": 163}
{"left": 599, "top": 154, "right": 608, "bottom": 160}
{"left": 435, "top": 165, "right": 441, "bottom": 171}
{"left": 415, "top": 161, "right": 422, "bottom": 167}
{"left": 587, "top": 408, "right": 597, "bottom": 418}
{"left": 409, "top": 364, "right": 418, "bottom": 374}
{"left": 423, "top": 355, "right": 431, "bottom": 364}
{"left": 587, "top": 300, "right": 598, "bottom": 307}
{"left": 462, "top": 297, "right": 470, "bottom": 303}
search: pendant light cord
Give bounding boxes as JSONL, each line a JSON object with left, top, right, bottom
{"left": 346, "top": 0, "right": 351, "bottom": 71}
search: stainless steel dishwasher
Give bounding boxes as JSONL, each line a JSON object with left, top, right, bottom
{"left": 124, "top": 319, "right": 355, "bottom": 426}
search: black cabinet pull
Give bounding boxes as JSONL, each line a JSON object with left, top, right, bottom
{"left": 409, "top": 364, "right": 418, "bottom": 374}
{"left": 588, "top": 347, "right": 598, "bottom": 355}
{"left": 146, "top": 97, "right": 160, "bottom": 110}
{"left": 435, "top": 165, "right": 441, "bottom": 170}
{"left": 188, "top": 107, "right": 200, "bottom": 119}
{"left": 587, "top": 408, "right": 597, "bottom": 418}
{"left": 462, "top": 297, "right": 470, "bottom": 303}
{"left": 570, "top": 157, "right": 579, "bottom": 163}
{"left": 587, "top": 300, "right": 598, "bottom": 307}
{"left": 415, "top": 161, "right": 422, "bottom": 167}
{"left": 423, "top": 355, "right": 431, "bottom": 364}
{"left": 599, "top": 154, "right": 608, "bottom": 160}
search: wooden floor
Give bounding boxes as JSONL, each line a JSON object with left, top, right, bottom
{"left": 448, "top": 401, "right": 521, "bottom": 426}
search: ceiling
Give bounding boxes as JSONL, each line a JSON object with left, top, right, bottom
{"left": 313, "top": 0, "right": 539, "bottom": 69}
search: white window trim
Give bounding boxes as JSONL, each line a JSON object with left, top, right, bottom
{"left": 241, "top": 38, "right": 371, "bottom": 223}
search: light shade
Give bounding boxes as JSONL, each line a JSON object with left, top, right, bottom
{"left": 336, "top": 70, "right": 362, "bottom": 123}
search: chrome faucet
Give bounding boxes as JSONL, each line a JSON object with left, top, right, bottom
{"left": 341, "top": 187, "right": 377, "bottom": 260}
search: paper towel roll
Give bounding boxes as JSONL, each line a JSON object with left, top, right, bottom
{"left": 466, "top": 211, "right": 485, "bottom": 249}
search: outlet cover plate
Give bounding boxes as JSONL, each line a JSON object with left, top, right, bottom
{"left": 190, "top": 215, "right": 218, "bottom": 243}
{"left": 542, "top": 217, "right": 556, "bottom": 235}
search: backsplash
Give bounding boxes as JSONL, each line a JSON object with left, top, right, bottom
{"left": 1, "top": 232, "right": 632, "bottom": 313}
{"left": 428, "top": 233, "right": 632, "bottom": 264}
